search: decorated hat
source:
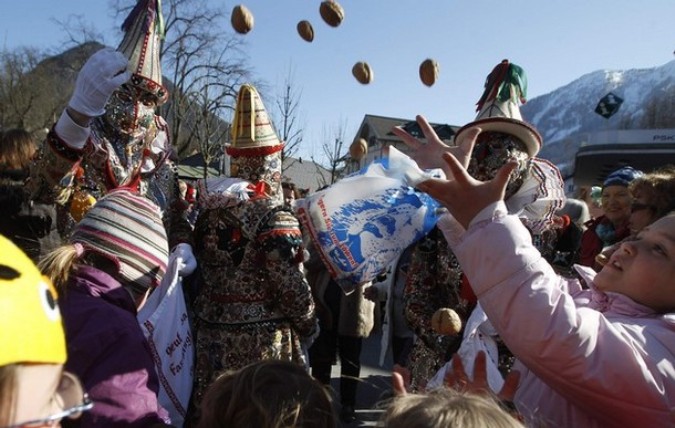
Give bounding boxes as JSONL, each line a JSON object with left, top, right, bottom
{"left": 0, "top": 235, "right": 67, "bottom": 366}
{"left": 226, "top": 84, "right": 284, "bottom": 157}
{"left": 603, "top": 166, "right": 643, "bottom": 188}
{"left": 118, "top": 0, "right": 168, "bottom": 104}
{"left": 455, "top": 59, "right": 542, "bottom": 157}
{"left": 70, "top": 189, "right": 169, "bottom": 297}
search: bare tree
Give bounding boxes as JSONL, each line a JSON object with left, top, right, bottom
{"left": 273, "top": 66, "right": 304, "bottom": 167}
{"left": 314, "top": 121, "right": 349, "bottom": 186}
{"left": 51, "top": 15, "right": 106, "bottom": 50}
{"left": 0, "top": 47, "right": 66, "bottom": 132}
{"left": 188, "top": 86, "right": 230, "bottom": 178}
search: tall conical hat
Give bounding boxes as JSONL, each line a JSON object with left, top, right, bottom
{"left": 455, "top": 59, "right": 541, "bottom": 157}
{"left": 118, "top": 0, "right": 169, "bottom": 104}
{"left": 226, "top": 84, "right": 284, "bottom": 157}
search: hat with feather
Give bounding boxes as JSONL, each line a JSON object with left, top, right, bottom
{"left": 117, "top": 0, "right": 169, "bottom": 105}
{"left": 455, "top": 59, "right": 542, "bottom": 157}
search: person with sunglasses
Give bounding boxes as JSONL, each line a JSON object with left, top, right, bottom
{"left": 0, "top": 235, "right": 92, "bottom": 427}
{"left": 595, "top": 165, "right": 675, "bottom": 268}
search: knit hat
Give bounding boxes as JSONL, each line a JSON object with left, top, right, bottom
{"left": 603, "top": 166, "right": 644, "bottom": 188}
{"left": 226, "top": 84, "right": 284, "bottom": 157}
{"left": 455, "top": 59, "right": 542, "bottom": 158}
{"left": 118, "top": 0, "right": 168, "bottom": 104}
{"left": 70, "top": 189, "right": 169, "bottom": 296}
{"left": 0, "top": 235, "right": 67, "bottom": 366}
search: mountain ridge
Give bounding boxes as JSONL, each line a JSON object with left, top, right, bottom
{"left": 522, "top": 60, "right": 675, "bottom": 167}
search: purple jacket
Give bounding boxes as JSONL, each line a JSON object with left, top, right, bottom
{"left": 439, "top": 203, "right": 675, "bottom": 428}
{"left": 59, "top": 266, "right": 170, "bottom": 427}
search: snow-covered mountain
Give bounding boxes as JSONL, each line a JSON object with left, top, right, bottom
{"left": 522, "top": 60, "right": 675, "bottom": 166}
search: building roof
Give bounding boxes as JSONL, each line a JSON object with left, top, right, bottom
{"left": 177, "top": 153, "right": 220, "bottom": 179}
{"left": 355, "top": 114, "right": 411, "bottom": 142}
{"left": 282, "top": 156, "right": 331, "bottom": 193}
{"left": 353, "top": 114, "right": 459, "bottom": 146}
{"left": 571, "top": 128, "right": 675, "bottom": 186}
{"left": 347, "top": 114, "right": 460, "bottom": 171}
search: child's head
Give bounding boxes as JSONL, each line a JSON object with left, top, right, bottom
{"left": 282, "top": 181, "right": 299, "bottom": 207}
{"left": 0, "top": 128, "right": 36, "bottom": 172}
{"left": 0, "top": 235, "right": 91, "bottom": 426}
{"left": 601, "top": 166, "right": 643, "bottom": 227}
{"left": 197, "top": 359, "right": 336, "bottom": 428}
{"left": 594, "top": 211, "right": 675, "bottom": 313}
{"left": 39, "top": 189, "right": 168, "bottom": 305}
{"left": 379, "top": 387, "right": 523, "bottom": 428}
{"left": 629, "top": 165, "right": 675, "bottom": 234}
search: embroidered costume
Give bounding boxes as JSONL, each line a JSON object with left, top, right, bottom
{"left": 404, "top": 60, "right": 566, "bottom": 391}
{"left": 191, "top": 85, "right": 317, "bottom": 404}
{"left": 29, "top": 0, "right": 190, "bottom": 247}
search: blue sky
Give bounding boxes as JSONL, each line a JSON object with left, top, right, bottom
{"left": 1, "top": 1, "right": 673, "bottom": 162}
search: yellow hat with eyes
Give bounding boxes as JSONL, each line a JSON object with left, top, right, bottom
{"left": 0, "top": 235, "right": 66, "bottom": 366}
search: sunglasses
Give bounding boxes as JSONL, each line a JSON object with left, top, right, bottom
{"left": 631, "top": 202, "right": 655, "bottom": 213}
{"left": 3, "top": 372, "right": 93, "bottom": 428}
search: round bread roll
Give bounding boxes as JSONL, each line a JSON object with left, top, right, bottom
{"left": 352, "top": 61, "right": 373, "bottom": 85}
{"left": 431, "top": 308, "right": 462, "bottom": 336}
{"left": 231, "top": 4, "right": 254, "bottom": 34}
{"left": 349, "top": 138, "right": 368, "bottom": 160}
{"left": 297, "top": 20, "right": 314, "bottom": 42}
{"left": 319, "top": 1, "right": 344, "bottom": 27}
{"left": 419, "top": 58, "right": 440, "bottom": 87}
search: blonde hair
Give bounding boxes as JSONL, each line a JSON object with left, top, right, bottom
{"left": 39, "top": 244, "right": 123, "bottom": 294}
{"left": 379, "top": 388, "right": 524, "bottom": 428}
{"left": 197, "top": 360, "right": 336, "bottom": 428}
{"left": 0, "top": 364, "right": 19, "bottom": 425}
{"left": 38, "top": 244, "right": 82, "bottom": 292}
{"left": 0, "top": 129, "right": 36, "bottom": 171}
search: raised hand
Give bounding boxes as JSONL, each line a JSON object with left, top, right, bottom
{"left": 68, "top": 47, "right": 131, "bottom": 118}
{"left": 392, "top": 115, "right": 478, "bottom": 178}
{"left": 416, "top": 151, "right": 517, "bottom": 230}
{"left": 444, "top": 351, "right": 520, "bottom": 403}
{"left": 391, "top": 364, "right": 412, "bottom": 396}
{"left": 172, "top": 243, "right": 197, "bottom": 277}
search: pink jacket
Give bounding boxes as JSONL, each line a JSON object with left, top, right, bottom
{"left": 439, "top": 202, "right": 675, "bottom": 428}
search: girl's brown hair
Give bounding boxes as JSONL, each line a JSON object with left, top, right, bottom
{"left": 630, "top": 165, "right": 675, "bottom": 220}
{"left": 197, "top": 359, "right": 336, "bottom": 428}
{"left": 0, "top": 129, "right": 36, "bottom": 171}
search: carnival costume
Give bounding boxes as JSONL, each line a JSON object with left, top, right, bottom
{"left": 29, "top": 0, "right": 191, "bottom": 248}
{"left": 405, "top": 60, "right": 566, "bottom": 391}
{"left": 191, "top": 85, "right": 317, "bottom": 404}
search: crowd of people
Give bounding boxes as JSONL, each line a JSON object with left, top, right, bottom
{"left": 2, "top": 2, "right": 675, "bottom": 427}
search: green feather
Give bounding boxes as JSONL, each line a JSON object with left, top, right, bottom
{"left": 497, "top": 64, "right": 528, "bottom": 103}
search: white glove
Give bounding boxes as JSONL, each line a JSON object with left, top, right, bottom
{"left": 172, "top": 243, "right": 197, "bottom": 277}
{"left": 68, "top": 47, "right": 131, "bottom": 117}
